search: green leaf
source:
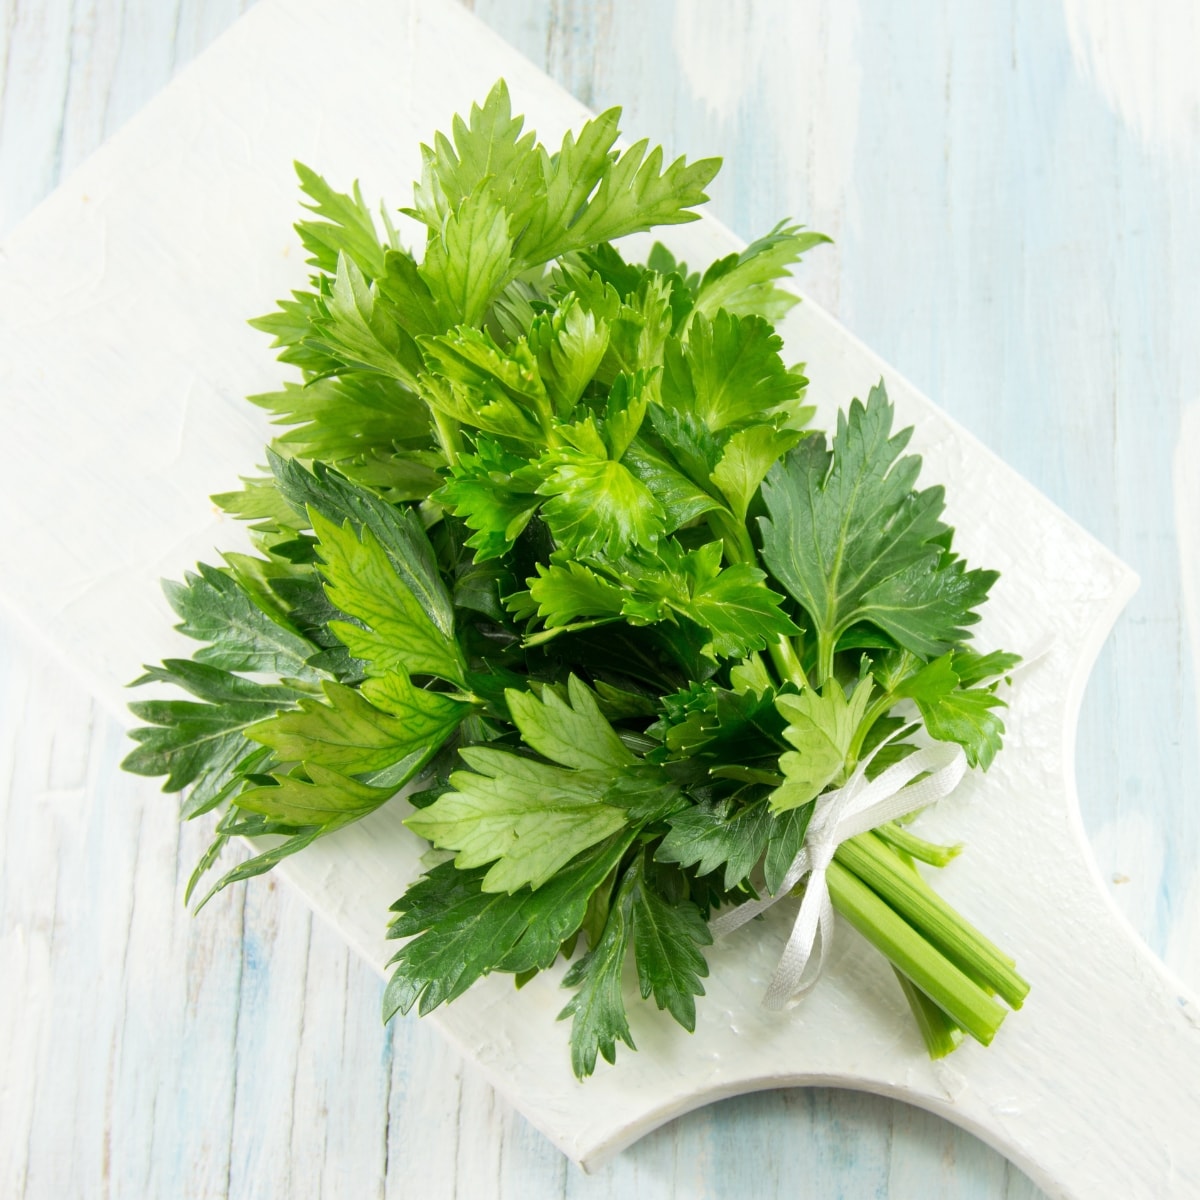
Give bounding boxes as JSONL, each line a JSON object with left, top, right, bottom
{"left": 404, "top": 746, "right": 629, "bottom": 893}
{"left": 420, "top": 326, "right": 552, "bottom": 443}
{"left": 622, "top": 439, "right": 723, "bottom": 530}
{"left": 505, "top": 675, "right": 635, "bottom": 772}
{"left": 383, "top": 830, "right": 637, "bottom": 1021}
{"left": 433, "top": 437, "right": 543, "bottom": 561}
{"left": 558, "top": 866, "right": 637, "bottom": 1077}
{"left": 657, "top": 799, "right": 774, "bottom": 890}
{"left": 292, "top": 162, "right": 390, "bottom": 278}
{"left": 894, "top": 656, "right": 1007, "bottom": 770}
{"left": 234, "top": 760, "right": 398, "bottom": 825}
{"left": 537, "top": 450, "right": 666, "bottom": 558}
{"left": 211, "top": 474, "right": 304, "bottom": 530}
{"left": 311, "top": 253, "right": 424, "bottom": 382}
{"left": 250, "top": 375, "right": 431, "bottom": 468}
{"left": 513, "top": 107, "right": 623, "bottom": 263}
{"left": 769, "top": 678, "right": 873, "bottom": 813}
{"left": 950, "top": 649, "right": 1022, "bottom": 688}
{"left": 710, "top": 424, "right": 804, "bottom": 521}
{"left": 522, "top": 560, "right": 626, "bottom": 628}
{"left": 269, "top": 453, "right": 454, "bottom": 639}
{"left": 419, "top": 183, "right": 514, "bottom": 327}
{"left": 683, "top": 556, "right": 801, "bottom": 660}
{"left": 662, "top": 311, "right": 802, "bottom": 433}
{"left": 163, "top": 562, "right": 321, "bottom": 682}
{"left": 310, "top": 508, "right": 465, "bottom": 684}
{"left": 123, "top": 661, "right": 296, "bottom": 815}
{"left": 376, "top": 249, "right": 445, "bottom": 336}
{"left": 763, "top": 804, "right": 814, "bottom": 894}
{"left": 636, "top": 540, "right": 799, "bottom": 660}
{"left": 693, "top": 223, "right": 830, "bottom": 323}
{"left": 537, "top": 138, "right": 720, "bottom": 261}
{"left": 408, "top": 80, "right": 540, "bottom": 229}
{"left": 656, "top": 680, "right": 786, "bottom": 768}
{"left": 601, "top": 763, "right": 688, "bottom": 824}
{"left": 192, "top": 824, "right": 329, "bottom": 910}
{"left": 759, "top": 382, "right": 998, "bottom": 666}
{"left": 630, "top": 866, "right": 711, "bottom": 1032}
{"left": 245, "top": 676, "right": 469, "bottom": 777}
{"left": 528, "top": 295, "right": 610, "bottom": 415}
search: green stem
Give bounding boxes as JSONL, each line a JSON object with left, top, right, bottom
{"left": 826, "top": 859, "right": 1007, "bottom": 1045}
{"left": 431, "top": 410, "right": 464, "bottom": 468}
{"left": 894, "top": 970, "right": 964, "bottom": 1058}
{"left": 707, "top": 509, "right": 756, "bottom": 565}
{"left": 835, "top": 832, "right": 1027, "bottom": 1009}
{"left": 848, "top": 691, "right": 898, "bottom": 763}
{"left": 875, "top": 821, "right": 963, "bottom": 869}
{"left": 816, "top": 631, "right": 836, "bottom": 687}
{"left": 767, "top": 635, "right": 808, "bottom": 690}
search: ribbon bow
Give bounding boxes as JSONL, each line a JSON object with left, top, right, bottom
{"left": 710, "top": 737, "right": 967, "bottom": 1010}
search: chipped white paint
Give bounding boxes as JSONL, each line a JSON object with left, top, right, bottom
{"left": 1063, "top": 0, "right": 1200, "bottom": 159}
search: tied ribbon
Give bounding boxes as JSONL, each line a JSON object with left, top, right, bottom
{"left": 710, "top": 737, "right": 967, "bottom": 1010}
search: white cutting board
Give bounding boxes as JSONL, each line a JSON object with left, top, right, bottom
{"left": 1, "top": 1, "right": 1197, "bottom": 1196}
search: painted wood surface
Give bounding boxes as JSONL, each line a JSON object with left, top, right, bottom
{"left": 1, "top": 1, "right": 1197, "bottom": 1197}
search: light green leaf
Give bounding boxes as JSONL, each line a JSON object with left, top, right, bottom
{"left": 235, "top": 761, "right": 397, "bottom": 826}
{"left": 419, "top": 326, "right": 551, "bottom": 442}
{"left": 419, "top": 183, "right": 514, "bottom": 326}
{"left": 404, "top": 746, "right": 628, "bottom": 893}
{"left": 539, "top": 138, "right": 720, "bottom": 260}
{"left": 711, "top": 424, "right": 804, "bottom": 521}
{"left": 529, "top": 295, "right": 610, "bottom": 415}
{"left": 769, "top": 678, "right": 873, "bottom": 813}
{"left": 662, "top": 310, "right": 802, "bottom": 433}
{"left": 893, "top": 655, "right": 1007, "bottom": 770}
{"left": 293, "top": 162, "right": 391, "bottom": 278}
{"left": 693, "top": 223, "right": 830, "bottom": 323}
{"left": 505, "top": 675, "right": 636, "bottom": 773}
{"left": 408, "top": 80, "right": 540, "bottom": 229}
{"left": 537, "top": 450, "right": 666, "bottom": 557}
{"left": 312, "top": 253, "right": 423, "bottom": 382}
{"left": 309, "top": 508, "right": 465, "bottom": 684}
{"left": 246, "top": 677, "right": 468, "bottom": 776}
{"left": 523, "top": 560, "right": 626, "bottom": 628}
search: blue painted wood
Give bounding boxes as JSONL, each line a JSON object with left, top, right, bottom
{"left": 1, "top": 1, "right": 1195, "bottom": 1196}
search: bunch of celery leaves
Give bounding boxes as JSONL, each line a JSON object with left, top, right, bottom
{"left": 125, "top": 82, "right": 1028, "bottom": 1078}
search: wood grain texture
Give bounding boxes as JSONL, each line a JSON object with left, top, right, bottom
{"left": 0, "top": 0, "right": 1194, "bottom": 1197}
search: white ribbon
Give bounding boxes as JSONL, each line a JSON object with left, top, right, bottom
{"left": 710, "top": 737, "right": 967, "bottom": 1010}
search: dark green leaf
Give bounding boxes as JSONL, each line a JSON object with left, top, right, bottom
{"left": 630, "top": 867, "right": 711, "bottom": 1031}
{"left": 557, "top": 867, "right": 637, "bottom": 1078}
{"left": 163, "top": 563, "right": 320, "bottom": 682}
{"left": 657, "top": 799, "right": 773, "bottom": 890}
{"left": 269, "top": 453, "right": 454, "bottom": 639}
{"left": 759, "top": 382, "right": 997, "bottom": 662}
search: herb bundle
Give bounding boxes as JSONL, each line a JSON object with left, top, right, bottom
{"left": 124, "top": 82, "right": 1027, "bottom": 1078}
